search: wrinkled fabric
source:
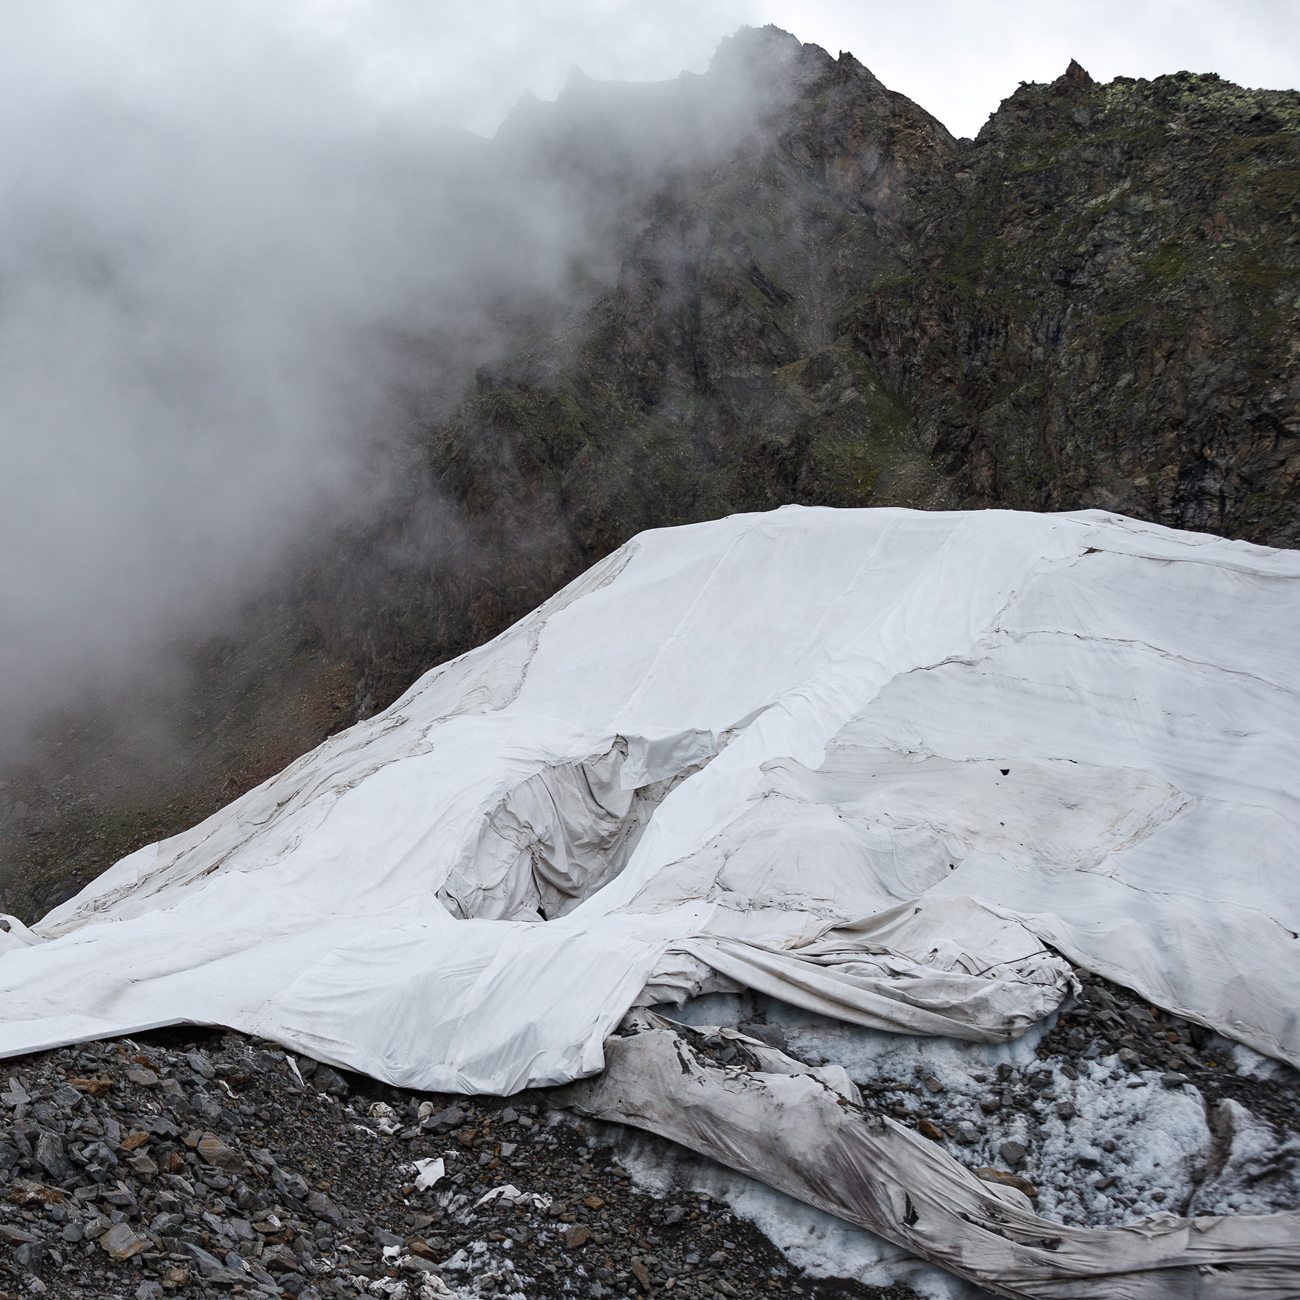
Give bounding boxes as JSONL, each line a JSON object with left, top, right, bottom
{"left": 562, "top": 1018, "right": 1300, "bottom": 1300}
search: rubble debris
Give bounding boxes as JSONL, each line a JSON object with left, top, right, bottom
{"left": 1, "top": 1028, "right": 910, "bottom": 1300}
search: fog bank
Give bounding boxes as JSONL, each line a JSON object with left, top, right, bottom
{"left": 0, "top": 1, "right": 775, "bottom": 752}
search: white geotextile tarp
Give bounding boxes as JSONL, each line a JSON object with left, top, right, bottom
{"left": 1, "top": 505, "right": 1299, "bottom": 1087}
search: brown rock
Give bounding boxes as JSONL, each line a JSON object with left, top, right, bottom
{"left": 6, "top": 1179, "right": 66, "bottom": 1206}
{"left": 631, "top": 1261, "right": 651, "bottom": 1288}
{"left": 917, "top": 1119, "right": 943, "bottom": 1141}
{"left": 564, "top": 1224, "right": 591, "bottom": 1249}
{"left": 974, "top": 1168, "right": 1039, "bottom": 1201}
{"left": 583, "top": 1196, "right": 605, "bottom": 1210}
{"left": 98, "top": 1221, "right": 146, "bottom": 1260}
{"left": 0, "top": 1224, "right": 40, "bottom": 1245}
{"left": 1064, "top": 58, "right": 1094, "bottom": 87}
{"left": 409, "top": 1238, "right": 440, "bottom": 1261}
{"left": 196, "top": 1132, "right": 243, "bottom": 1171}
{"left": 121, "top": 1131, "right": 151, "bottom": 1151}
{"left": 70, "top": 1078, "right": 112, "bottom": 1097}
{"left": 126, "top": 1068, "right": 158, "bottom": 1087}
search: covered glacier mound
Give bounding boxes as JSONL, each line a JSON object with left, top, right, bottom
{"left": 3, "top": 505, "right": 1297, "bottom": 1084}
{"left": 6, "top": 505, "right": 1300, "bottom": 1296}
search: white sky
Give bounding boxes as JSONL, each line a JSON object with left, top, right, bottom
{"left": 296, "top": 0, "right": 1300, "bottom": 138}
{"left": 1, "top": 1, "right": 1296, "bottom": 143}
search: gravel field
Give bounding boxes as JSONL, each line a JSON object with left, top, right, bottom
{"left": 2, "top": 968, "right": 1297, "bottom": 1300}
{"left": 0, "top": 1028, "right": 921, "bottom": 1300}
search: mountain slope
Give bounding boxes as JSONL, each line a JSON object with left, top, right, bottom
{"left": 2, "top": 27, "right": 1298, "bottom": 921}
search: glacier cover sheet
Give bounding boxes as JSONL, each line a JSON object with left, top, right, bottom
{"left": 1, "top": 506, "right": 1297, "bottom": 1091}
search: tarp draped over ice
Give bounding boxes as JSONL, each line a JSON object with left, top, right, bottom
{"left": 563, "top": 1016, "right": 1300, "bottom": 1299}
{"left": 667, "top": 894, "right": 1074, "bottom": 1041}
{"left": 1, "top": 505, "right": 1298, "bottom": 1085}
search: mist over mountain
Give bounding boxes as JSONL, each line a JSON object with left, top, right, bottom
{"left": 1, "top": 24, "right": 1297, "bottom": 924}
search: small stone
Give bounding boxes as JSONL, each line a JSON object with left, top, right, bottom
{"left": 34, "top": 1131, "right": 69, "bottom": 1180}
{"left": 304, "top": 1189, "right": 343, "bottom": 1226}
{"left": 126, "top": 1068, "right": 158, "bottom": 1087}
{"left": 262, "top": 1243, "right": 300, "bottom": 1271}
{"left": 500, "top": 1107, "right": 518, "bottom": 1124}
{"left": 742, "top": 1023, "right": 787, "bottom": 1053}
{"left": 662, "top": 1205, "right": 686, "bottom": 1226}
{"left": 1056, "top": 1101, "right": 1077, "bottom": 1120}
{"left": 998, "top": 1140, "right": 1027, "bottom": 1167}
{"left": 13, "top": 1240, "right": 45, "bottom": 1271}
{"left": 99, "top": 1221, "right": 146, "bottom": 1260}
{"left": 197, "top": 1131, "right": 243, "bottom": 1171}
{"left": 120, "top": 1130, "right": 151, "bottom": 1151}
{"left": 1117, "top": 1049, "right": 1140, "bottom": 1067}
{"left": 922, "top": 1075, "right": 945, "bottom": 1094}
{"left": 979, "top": 1098, "right": 1001, "bottom": 1114}
{"left": 51, "top": 1086, "right": 82, "bottom": 1108}
{"left": 0, "top": 1224, "right": 40, "bottom": 1245}
{"left": 70, "top": 1078, "right": 112, "bottom": 1097}
{"left": 402, "top": 1255, "right": 443, "bottom": 1277}
{"left": 421, "top": 1106, "right": 466, "bottom": 1133}
{"left": 186, "top": 1052, "right": 215, "bottom": 1079}
{"left": 564, "top": 1224, "right": 592, "bottom": 1248}
{"left": 1161, "top": 1073, "right": 1188, "bottom": 1089}
{"left": 917, "top": 1119, "right": 943, "bottom": 1140}
{"left": 136, "top": 1283, "right": 165, "bottom": 1300}
{"left": 973, "top": 1168, "right": 1038, "bottom": 1201}
{"left": 313, "top": 1066, "right": 349, "bottom": 1097}
{"left": 1094, "top": 1176, "right": 1116, "bottom": 1191}
{"left": 954, "top": 1121, "right": 979, "bottom": 1145}
{"left": 83, "top": 1216, "right": 111, "bottom": 1240}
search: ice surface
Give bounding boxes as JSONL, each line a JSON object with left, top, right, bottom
{"left": 660, "top": 989, "right": 1300, "bottom": 1230}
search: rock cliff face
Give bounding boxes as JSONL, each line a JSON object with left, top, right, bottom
{"left": 855, "top": 59, "right": 1300, "bottom": 541}
{"left": 3, "top": 27, "right": 1298, "bottom": 918}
